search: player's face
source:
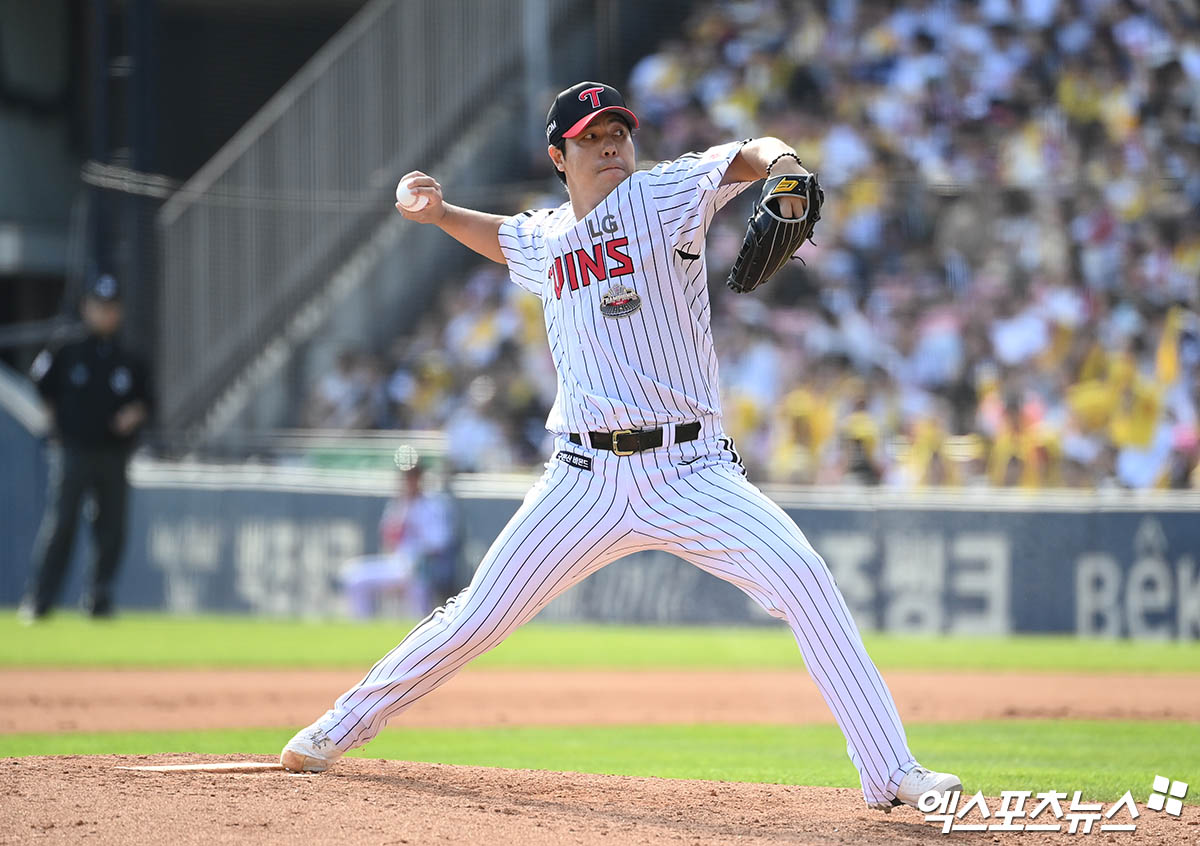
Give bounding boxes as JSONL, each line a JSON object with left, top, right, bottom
{"left": 556, "top": 114, "right": 635, "bottom": 196}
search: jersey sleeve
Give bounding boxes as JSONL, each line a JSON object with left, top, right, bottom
{"left": 497, "top": 209, "right": 556, "bottom": 296}
{"left": 646, "top": 140, "right": 754, "bottom": 246}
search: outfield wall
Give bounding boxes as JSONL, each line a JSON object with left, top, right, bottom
{"left": 3, "top": 459, "right": 1197, "bottom": 639}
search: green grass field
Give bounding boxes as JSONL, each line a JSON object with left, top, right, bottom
{"left": 4, "top": 611, "right": 1200, "bottom": 672}
{"left": 3, "top": 612, "right": 1198, "bottom": 803}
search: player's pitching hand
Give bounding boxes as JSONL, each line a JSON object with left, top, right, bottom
{"left": 395, "top": 171, "right": 445, "bottom": 223}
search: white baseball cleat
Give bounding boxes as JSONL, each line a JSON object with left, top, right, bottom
{"left": 280, "top": 724, "right": 341, "bottom": 773}
{"left": 868, "top": 765, "right": 963, "bottom": 813}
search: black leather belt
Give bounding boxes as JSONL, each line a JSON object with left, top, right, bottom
{"left": 569, "top": 422, "right": 701, "bottom": 456}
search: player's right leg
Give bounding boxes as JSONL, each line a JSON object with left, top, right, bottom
{"left": 281, "top": 443, "right": 641, "bottom": 772}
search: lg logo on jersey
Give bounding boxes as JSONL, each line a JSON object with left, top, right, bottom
{"left": 586, "top": 214, "right": 619, "bottom": 239}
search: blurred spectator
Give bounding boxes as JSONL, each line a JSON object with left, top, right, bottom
{"left": 340, "top": 463, "right": 458, "bottom": 619}
{"left": 306, "top": 350, "right": 366, "bottom": 429}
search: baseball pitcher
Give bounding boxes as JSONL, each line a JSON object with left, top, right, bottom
{"left": 282, "top": 81, "right": 961, "bottom": 814}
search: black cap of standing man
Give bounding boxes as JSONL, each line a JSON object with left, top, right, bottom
{"left": 82, "top": 274, "right": 123, "bottom": 338}
{"left": 86, "top": 273, "right": 121, "bottom": 303}
{"left": 545, "top": 81, "right": 639, "bottom": 148}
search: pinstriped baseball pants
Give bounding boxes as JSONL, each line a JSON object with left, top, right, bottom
{"left": 318, "top": 428, "right": 917, "bottom": 804}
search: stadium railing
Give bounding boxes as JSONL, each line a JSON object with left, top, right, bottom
{"left": 156, "top": 0, "right": 584, "bottom": 435}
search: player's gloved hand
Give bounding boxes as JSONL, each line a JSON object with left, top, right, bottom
{"left": 725, "top": 171, "right": 823, "bottom": 294}
{"left": 395, "top": 171, "right": 447, "bottom": 224}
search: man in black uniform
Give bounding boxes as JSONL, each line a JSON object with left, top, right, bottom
{"left": 20, "top": 274, "right": 152, "bottom": 621}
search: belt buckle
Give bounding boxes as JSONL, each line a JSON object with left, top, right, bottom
{"left": 610, "top": 428, "right": 637, "bottom": 456}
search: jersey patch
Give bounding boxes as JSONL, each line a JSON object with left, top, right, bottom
{"left": 557, "top": 450, "right": 593, "bottom": 471}
{"left": 598, "top": 284, "right": 642, "bottom": 318}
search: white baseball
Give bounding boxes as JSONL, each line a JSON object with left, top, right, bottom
{"left": 395, "top": 179, "right": 429, "bottom": 212}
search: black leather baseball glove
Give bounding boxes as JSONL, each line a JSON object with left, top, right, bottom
{"left": 726, "top": 173, "right": 823, "bottom": 294}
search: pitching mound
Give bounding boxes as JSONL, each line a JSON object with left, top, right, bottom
{"left": 2, "top": 755, "right": 1193, "bottom": 845}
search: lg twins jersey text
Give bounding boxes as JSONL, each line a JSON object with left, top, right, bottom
{"left": 498, "top": 141, "right": 752, "bottom": 435}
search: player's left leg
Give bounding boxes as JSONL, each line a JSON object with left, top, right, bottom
{"left": 633, "top": 447, "right": 959, "bottom": 810}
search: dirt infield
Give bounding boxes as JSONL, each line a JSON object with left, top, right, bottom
{"left": 3, "top": 668, "right": 1200, "bottom": 733}
{"left": 3, "top": 669, "right": 1199, "bottom": 844}
{"left": 2, "top": 755, "right": 1195, "bottom": 845}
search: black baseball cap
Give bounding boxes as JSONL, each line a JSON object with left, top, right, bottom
{"left": 545, "top": 81, "right": 639, "bottom": 147}
{"left": 86, "top": 274, "right": 121, "bottom": 302}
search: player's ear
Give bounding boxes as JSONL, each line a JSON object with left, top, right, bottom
{"left": 547, "top": 144, "right": 565, "bottom": 175}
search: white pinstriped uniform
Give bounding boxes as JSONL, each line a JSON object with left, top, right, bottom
{"left": 313, "top": 142, "right": 918, "bottom": 805}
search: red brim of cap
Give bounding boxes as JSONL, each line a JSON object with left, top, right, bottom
{"left": 562, "top": 106, "right": 639, "bottom": 139}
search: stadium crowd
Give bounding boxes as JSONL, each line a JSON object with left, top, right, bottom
{"left": 305, "top": 0, "right": 1200, "bottom": 489}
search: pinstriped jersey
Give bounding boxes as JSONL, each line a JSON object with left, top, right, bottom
{"left": 497, "top": 141, "right": 752, "bottom": 435}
